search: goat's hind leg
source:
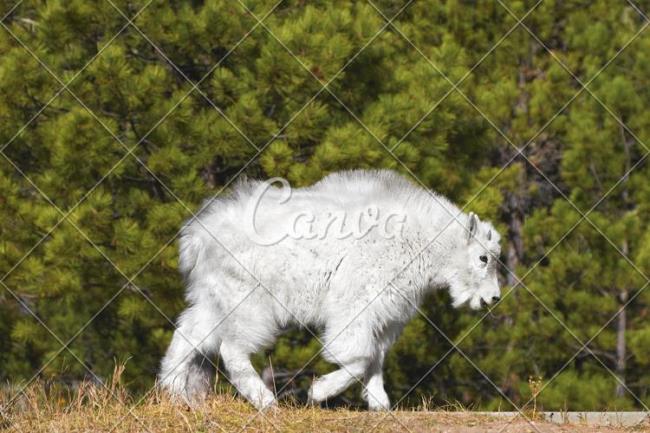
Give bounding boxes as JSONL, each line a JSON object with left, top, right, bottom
{"left": 159, "top": 305, "right": 221, "bottom": 405}
{"left": 220, "top": 341, "right": 277, "bottom": 410}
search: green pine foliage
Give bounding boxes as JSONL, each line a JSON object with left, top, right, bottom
{"left": 1, "top": 0, "right": 650, "bottom": 410}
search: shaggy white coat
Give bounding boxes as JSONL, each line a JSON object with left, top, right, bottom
{"left": 159, "top": 169, "right": 502, "bottom": 410}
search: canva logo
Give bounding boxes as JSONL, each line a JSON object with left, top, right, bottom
{"left": 243, "top": 178, "right": 407, "bottom": 246}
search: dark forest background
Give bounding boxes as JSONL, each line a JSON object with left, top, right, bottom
{"left": 1, "top": 0, "right": 650, "bottom": 411}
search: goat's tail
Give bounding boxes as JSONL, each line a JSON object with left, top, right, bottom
{"left": 178, "top": 221, "right": 206, "bottom": 279}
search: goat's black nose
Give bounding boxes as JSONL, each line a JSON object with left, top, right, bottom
{"left": 491, "top": 296, "right": 501, "bottom": 303}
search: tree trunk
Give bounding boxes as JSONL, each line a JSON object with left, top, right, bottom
{"left": 505, "top": 193, "right": 524, "bottom": 288}
{"left": 615, "top": 289, "right": 628, "bottom": 398}
{"left": 614, "top": 124, "right": 632, "bottom": 398}
{"left": 503, "top": 57, "right": 530, "bottom": 288}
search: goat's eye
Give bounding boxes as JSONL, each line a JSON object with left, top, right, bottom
{"left": 479, "top": 255, "right": 488, "bottom": 264}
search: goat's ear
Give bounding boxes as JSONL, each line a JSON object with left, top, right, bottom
{"left": 467, "top": 212, "right": 479, "bottom": 242}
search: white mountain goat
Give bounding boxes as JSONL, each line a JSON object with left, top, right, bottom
{"left": 159, "top": 169, "right": 502, "bottom": 410}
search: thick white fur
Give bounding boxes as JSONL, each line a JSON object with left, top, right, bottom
{"left": 159, "top": 169, "right": 502, "bottom": 410}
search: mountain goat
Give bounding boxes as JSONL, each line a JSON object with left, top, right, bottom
{"left": 160, "top": 169, "right": 502, "bottom": 410}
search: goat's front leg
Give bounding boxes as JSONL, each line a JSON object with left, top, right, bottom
{"left": 308, "top": 319, "right": 378, "bottom": 406}
{"left": 308, "top": 359, "right": 368, "bottom": 404}
{"left": 362, "top": 351, "right": 390, "bottom": 411}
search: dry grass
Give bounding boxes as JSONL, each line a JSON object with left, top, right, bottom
{"left": 1, "top": 368, "right": 648, "bottom": 433}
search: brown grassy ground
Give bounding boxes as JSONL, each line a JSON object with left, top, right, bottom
{"left": 1, "top": 377, "right": 648, "bottom": 433}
